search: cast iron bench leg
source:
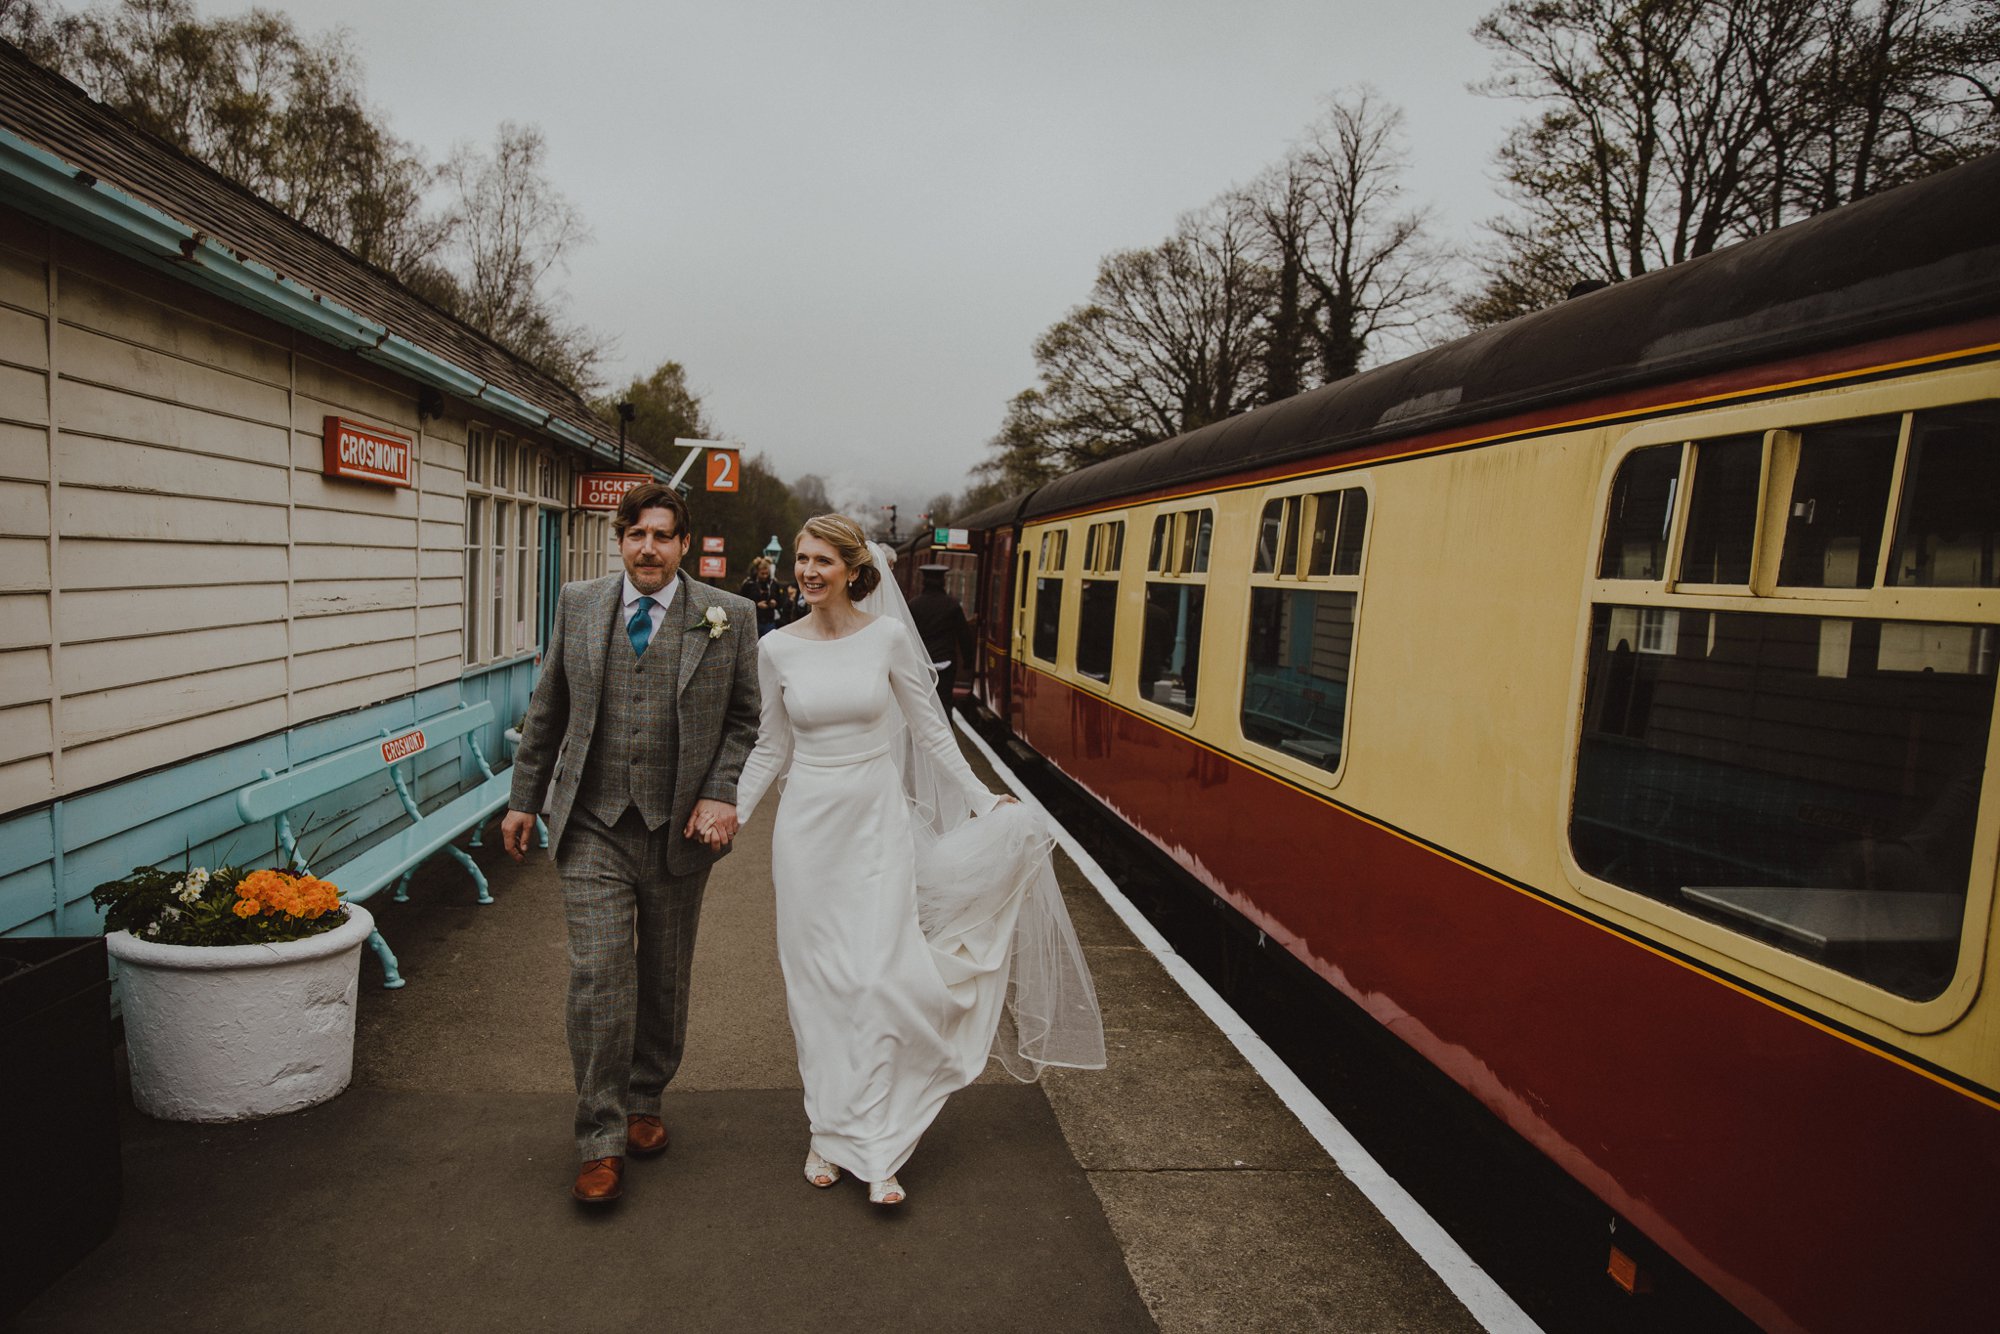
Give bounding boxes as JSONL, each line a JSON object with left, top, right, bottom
{"left": 369, "top": 928, "right": 406, "bottom": 990}
{"left": 447, "top": 844, "right": 494, "bottom": 904}
{"left": 393, "top": 869, "right": 414, "bottom": 903}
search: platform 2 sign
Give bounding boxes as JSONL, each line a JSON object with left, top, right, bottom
{"left": 933, "top": 527, "right": 971, "bottom": 550}
{"left": 322, "top": 417, "right": 412, "bottom": 487}
{"left": 575, "top": 472, "right": 653, "bottom": 510}
{"left": 706, "top": 449, "right": 739, "bottom": 492}
{"left": 698, "top": 555, "right": 727, "bottom": 578}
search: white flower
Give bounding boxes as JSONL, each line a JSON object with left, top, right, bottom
{"left": 705, "top": 606, "right": 730, "bottom": 640}
{"left": 145, "top": 920, "right": 161, "bottom": 938}
{"left": 174, "top": 867, "right": 211, "bottom": 904}
{"left": 164, "top": 906, "right": 182, "bottom": 922}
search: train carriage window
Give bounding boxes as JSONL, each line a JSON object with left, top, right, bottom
{"left": 1139, "top": 506, "right": 1212, "bottom": 714}
{"left": 1778, "top": 416, "right": 1900, "bottom": 589}
{"left": 1032, "top": 527, "right": 1066, "bottom": 665}
{"left": 1578, "top": 400, "right": 2000, "bottom": 1003}
{"left": 1241, "top": 484, "right": 1369, "bottom": 772}
{"left": 1891, "top": 403, "right": 2000, "bottom": 588}
{"left": 1600, "top": 444, "right": 1682, "bottom": 579}
{"left": 1078, "top": 520, "right": 1125, "bottom": 682}
{"left": 1572, "top": 605, "right": 1991, "bottom": 1000}
{"left": 1678, "top": 434, "right": 1762, "bottom": 584}
{"left": 1141, "top": 584, "right": 1205, "bottom": 714}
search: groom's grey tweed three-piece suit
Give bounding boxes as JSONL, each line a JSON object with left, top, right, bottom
{"left": 509, "top": 571, "right": 759, "bottom": 1160}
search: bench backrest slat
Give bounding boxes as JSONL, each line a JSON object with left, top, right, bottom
{"left": 236, "top": 701, "right": 497, "bottom": 823}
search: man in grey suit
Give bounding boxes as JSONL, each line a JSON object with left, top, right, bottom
{"left": 500, "top": 482, "right": 759, "bottom": 1207}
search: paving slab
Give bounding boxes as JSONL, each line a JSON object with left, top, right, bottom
{"left": 1093, "top": 1169, "right": 1485, "bottom": 1334}
{"left": 20, "top": 1085, "right": 1150, "bottom": 1334}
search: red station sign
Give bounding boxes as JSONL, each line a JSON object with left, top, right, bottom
{"left": 575, "top": 472, "right": 654, "bottom": 510}
{"left": 698, "top": 555, "right": 727, "bottom": 579}
{"left": 322, "top": 416, "right": 412, "bottom": 487}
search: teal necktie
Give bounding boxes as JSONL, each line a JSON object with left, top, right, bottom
{"left": 627, "top": 596, "right": 656, "bottom": 656}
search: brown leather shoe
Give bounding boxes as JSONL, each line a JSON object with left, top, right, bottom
{"left": 626, "top": 1113, "right": 669, "bottom": 1158}
{"left": 571, "top": 1155, "right": 624, "bottom": 1205}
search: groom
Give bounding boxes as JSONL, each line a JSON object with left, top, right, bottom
{"left": 501, "top": 482, "right": 759, "bottom": 1207}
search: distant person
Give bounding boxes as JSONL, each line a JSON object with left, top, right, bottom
{"left": 740, "top": 557, "right": 782, "bottom": 637}
{"left": 907, "top": 564, "right": 974, "bottom": 714}
{"left": 500, "top": 483, "right": 760, "bottom": 1209}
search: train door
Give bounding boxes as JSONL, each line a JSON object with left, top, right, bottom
{"left": 978, "top": 528, "right": 1015, "bottom": 718}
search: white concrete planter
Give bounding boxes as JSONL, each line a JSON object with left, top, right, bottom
{"left": 106, "top": 903, "right": 373, "bottom": 1122}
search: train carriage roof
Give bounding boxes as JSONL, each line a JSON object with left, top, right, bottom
{"left": 1021, "top": 151, "right": 2000, "bottom": 521}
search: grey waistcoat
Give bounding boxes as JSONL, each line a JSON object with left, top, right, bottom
{"left": 575, "top": 599, "right": 684, "bottom": 831}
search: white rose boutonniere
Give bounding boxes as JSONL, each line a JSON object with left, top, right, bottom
{"left": 705, "top": 606, "right": 730, "bottom": 640}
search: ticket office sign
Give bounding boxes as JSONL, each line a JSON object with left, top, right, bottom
{"left": 575, "top": 472, "right": 654, "bottom": 510}
{"left": 323, "top": 417, "right": 413, "bottom": 487}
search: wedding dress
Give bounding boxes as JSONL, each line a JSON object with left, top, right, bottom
{"left": 733, "top": 556, "right": 1103, "bottom": 1184}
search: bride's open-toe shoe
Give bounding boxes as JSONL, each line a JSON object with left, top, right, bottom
{"left": 868, "top": 1176, "right": 906, "bottom": 1207}
{"left": 803, "top": 1147, "right": 841, "bottom": 1189}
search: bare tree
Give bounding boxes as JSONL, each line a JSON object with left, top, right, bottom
{"left": 1462, "top": 0, "right": 1999, "bottom": 327}
{"left": 439, "top": 123, "right": 609, "bottom": 391}
{"left": 995, "top": 200, "right": 1269, "bottom": 476}
{"left": 1247, "top": 87, "right": 1453, "bottom": 391}
{"left": 3, "top": 0, "right": 450, "bottom": 274}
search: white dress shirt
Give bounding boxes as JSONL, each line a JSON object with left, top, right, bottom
{"left": 621, "top": 574, "right": 677, "bottom": 642}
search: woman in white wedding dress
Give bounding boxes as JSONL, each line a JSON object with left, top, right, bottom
{"left": 731, "top": 514, "right": 1104, "bottom": 1207}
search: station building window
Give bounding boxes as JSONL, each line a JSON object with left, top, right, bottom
{"left": 1031, "top": 527, "right": 1068, "bottom": 664}
{"left": 1242, "top": 486, "right": 1368, "bottom": 772}
{"left": 1077, "top": 519, "right": 1124, "bottom": 682}
{"left": 464, "top": 427, "right": 571, "bottom": 665}
{"left": 1573, "top": 400, "right": 2000, "bottom": 1002}
{"left": 1140, "top": 507, "right": 1211, "bottom": 715}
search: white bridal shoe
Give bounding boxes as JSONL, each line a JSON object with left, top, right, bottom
{"left": 804, "top": 1147, "right": 840, "bottom": 1189}
{"left": 868, "top": 1177, "right": 906, "bottom": 1207}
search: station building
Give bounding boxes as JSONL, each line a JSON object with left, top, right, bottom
{"left": 0, "top": 47, "right": 661, "bottom": 938}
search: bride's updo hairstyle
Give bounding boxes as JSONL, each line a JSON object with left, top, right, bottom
{"left": 799, "top": 513, "right": 881, "bottom": 602}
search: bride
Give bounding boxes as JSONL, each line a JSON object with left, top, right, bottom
{"left": 730, "top": 513, "right": 1105, "bottom": 1207}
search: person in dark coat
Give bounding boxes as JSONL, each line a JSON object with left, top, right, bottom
{"left": 739, "top": 558, "right": 782, "bottom": 637}
{"left": 907, "top": 564, "right": 974, "bottom": 715}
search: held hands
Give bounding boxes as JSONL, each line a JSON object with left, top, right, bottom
{"left": 500, "top": 809, "right": 538, "bottom": 862}
{"left": 686, "top": 798, "right": 739, "bottom": 849}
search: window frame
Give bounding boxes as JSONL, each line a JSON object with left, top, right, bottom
{"left": 1132, "top": 503, "right": 1215, "bottom": 724}
{"left": 1238, "top": 476, "right": 1373, "bottom": 786}
{"left": 1564, "top": 368, "right": 2000, "bottom": 1033}
{"left": 1071, "top": 517, "right": 1128, "bottom": 690}
{"left": 1027, "top": 522, "right": 1072, "bottom": 668}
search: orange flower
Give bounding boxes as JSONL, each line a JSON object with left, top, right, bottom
{"left": 233, "top": 899, "right": 260, "bottom": 918}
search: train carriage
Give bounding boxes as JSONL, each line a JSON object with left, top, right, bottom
{"left": 964, "top": 153, "right": 2000, "bottom": 1334}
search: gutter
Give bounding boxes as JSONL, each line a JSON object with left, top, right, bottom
{"left": 0, "top": 126, "right": 653, "bottom": 475}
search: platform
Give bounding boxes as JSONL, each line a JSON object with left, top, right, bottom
{"left": 19, "top": 738, "right": 1492, "bottom": 1333}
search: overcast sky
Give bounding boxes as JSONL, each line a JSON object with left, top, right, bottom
{"left": 266, "top": 0, "right": 1509, "bottom": 511}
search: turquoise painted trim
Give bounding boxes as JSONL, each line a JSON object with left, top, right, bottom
{"left": 0, "top": 127, "right": 664, "bottom": 477}
{"left": 0, "top": 671, "right": 540, "bottom": 940}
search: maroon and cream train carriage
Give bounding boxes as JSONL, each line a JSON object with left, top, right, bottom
{"left": 960, "top": 154, "right": 2000, "bottom": 1334}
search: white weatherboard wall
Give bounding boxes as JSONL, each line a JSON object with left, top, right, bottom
{"left": 0, "top": 206, "right": 546, "bottom": 936}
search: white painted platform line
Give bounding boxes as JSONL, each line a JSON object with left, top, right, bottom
{"left": 957, "top": 718, "right": 1545, "bottom": 1334}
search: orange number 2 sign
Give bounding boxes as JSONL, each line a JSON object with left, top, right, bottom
{"left": 706, "top": 449, "right": 740, "bottom": 492}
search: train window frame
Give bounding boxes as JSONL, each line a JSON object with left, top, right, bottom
{"left": 1562, "top": 368, "right": 2000, "bottom": 1034}
{"left": 1028, "top": 523, "right": 1073, "bottom": 668}
{"left": 1132, "top": 503, "right": 1215, "bottom": 723}
{"left": 1074, "top": 517, "right": 1127, "bottom": 690}
{"left": 1238, "top": 476, "right": 1373, "bottom": 787}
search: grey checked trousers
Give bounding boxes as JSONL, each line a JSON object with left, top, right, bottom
{"left": 556, "top": 805, "right": 710, "bottom": 1161}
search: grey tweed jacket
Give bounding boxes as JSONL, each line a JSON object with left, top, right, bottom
{"left": 508, "top": 571, "right": 760, "bottom": 874}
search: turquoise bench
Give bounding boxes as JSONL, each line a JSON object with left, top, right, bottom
{"left": 233, "top": 701, "right": 546, "bottom": 988}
